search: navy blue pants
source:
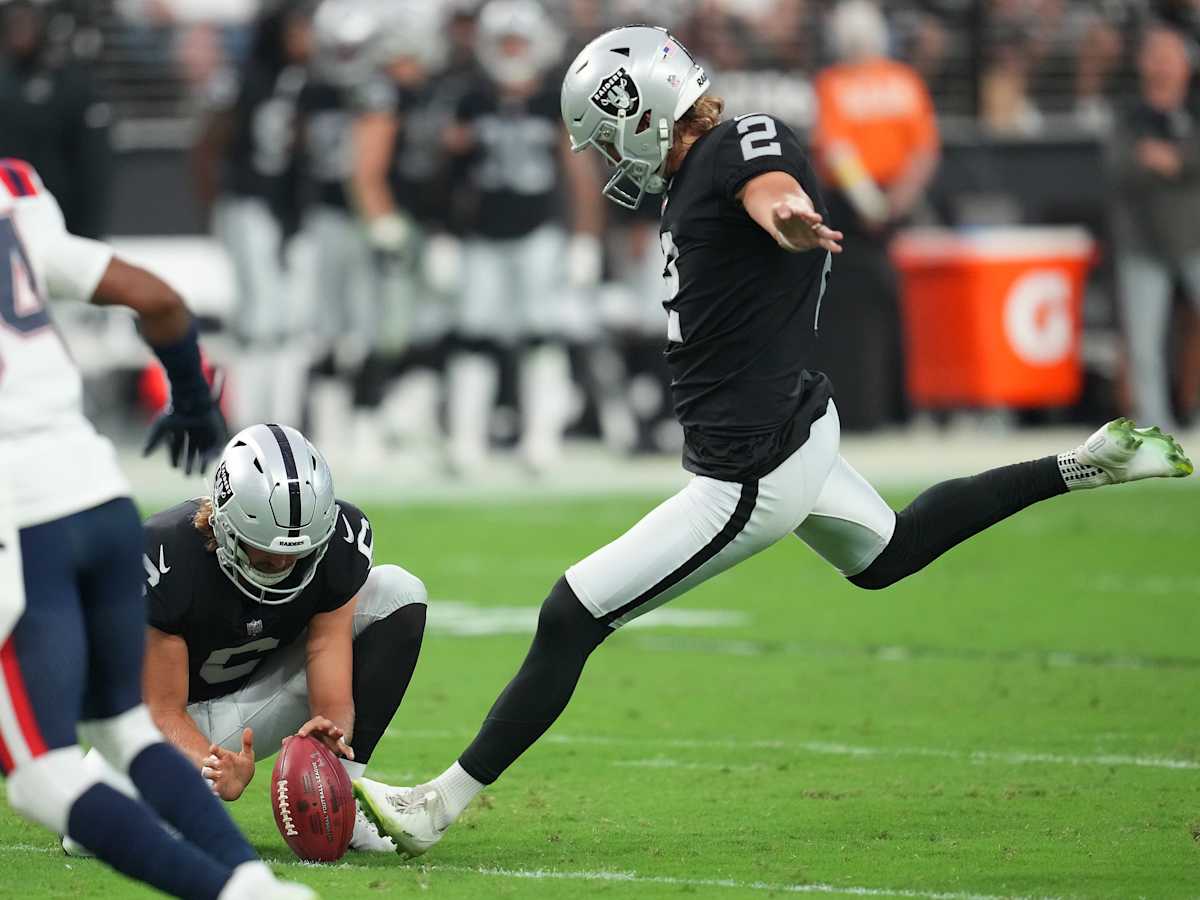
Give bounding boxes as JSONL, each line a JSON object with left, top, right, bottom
{"left": 0, "top": 498, "right": 145, "bottom": 772}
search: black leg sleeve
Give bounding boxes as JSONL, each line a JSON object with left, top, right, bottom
{"left": 458, "top": 577, "right": 610, "bottom": 784}
{"left": 351, "top": 603, "right": 426, "bottom": 764}
{"left": 850, "top": 456, "right": 1067, "bottom": 590}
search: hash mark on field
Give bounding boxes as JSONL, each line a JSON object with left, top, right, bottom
{"left": 394, "top": 729, "right": 1199, "bottom": 771}
{"left": 626, "top": 633, "right": 1200, "bottom": 672}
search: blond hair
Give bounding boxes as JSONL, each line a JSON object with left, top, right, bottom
{"left": 674, "top": 94, "right": 725, "bottom": 144}
{"left": 193, "top": 497, "right": 218, "bottom": 552}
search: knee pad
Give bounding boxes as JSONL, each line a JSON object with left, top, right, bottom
{"left": 7, "top": 746, "right": 99, "bottom": 834}
{"left": 77, "top": 705, "right": 163, "bottom": 775}
{"left": 354, "top": 565, "right": 428, "bottom": 634}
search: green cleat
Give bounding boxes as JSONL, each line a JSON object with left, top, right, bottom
{"left": 1075, "top": 418, "right": 1194, "bottom": 485}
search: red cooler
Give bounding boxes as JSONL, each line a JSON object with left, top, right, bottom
{"left": 891, "top": 227, "right": 1096, "bottom": 408}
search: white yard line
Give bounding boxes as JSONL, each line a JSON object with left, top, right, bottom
{"left": 392, "top": 728, "right": 1199, "bottom": 771}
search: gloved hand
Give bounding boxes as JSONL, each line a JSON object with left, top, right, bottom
{"left": 144, "top": 370, "right": 228, "bottom": 476}
{"left": 566, "top": 233, "right": 603, "bottom": 290}
{"left": 367, "top": 212, "right": 415, "bottom": 257}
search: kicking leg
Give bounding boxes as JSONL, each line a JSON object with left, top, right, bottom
{"left": 797, "top": 419, "right": 1193, "bottom": 589}
{"left": 355, "top": 404, "right": 842, "bottom": 856}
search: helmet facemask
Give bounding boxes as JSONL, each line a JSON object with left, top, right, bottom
{"left": 576, "top": 114, "right": 673, "bottom": 210}
{"left": 213, "top": 509, "right": 333, "bottom": 606}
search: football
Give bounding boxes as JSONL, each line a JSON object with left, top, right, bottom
{"left": 270, "top": 735, "right": 355, "bottom": 862}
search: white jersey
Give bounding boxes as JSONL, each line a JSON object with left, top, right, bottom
{"left": 0, "top": 159, "right": 130, "bottom": 528}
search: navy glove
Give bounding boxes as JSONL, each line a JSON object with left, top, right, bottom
{"left": 143, "top": 391, "right": 228, "bottom": 475}
{"left": 143, "top": 325, "right": 228, "bottom": 475}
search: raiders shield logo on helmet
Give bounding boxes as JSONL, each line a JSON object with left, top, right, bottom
{"left": 214, "top": 462, "right": 234, "bottom": 509}
{"left": 590, "top": 67, "right": 640, "bottom": 117}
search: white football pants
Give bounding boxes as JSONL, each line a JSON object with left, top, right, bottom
{"left": 299, "top": 204, "right": 377, "bottom": 366}
{"left": 567, "top": 402, "right": 898, "bottom": 627}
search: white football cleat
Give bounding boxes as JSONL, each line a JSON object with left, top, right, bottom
{"left": 1068, "top": 418, "right": 1193, "bottom": 489}
{"left": 350, "top": 801, "right": 396, "bottom": 853}
{"left": 352, "top": 777, "right": 448, "bottom": 858}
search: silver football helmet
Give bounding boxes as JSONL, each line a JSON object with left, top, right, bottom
{"left": 476, "top": 0, "right": 563, "bottom": 88}
{"left": 312, "top": 0, "right": 382, "bottom": 85}
{"left": 373, "top": 0, "right": 448, "bottom": 71}
{"left": 561, "top": 25, "right": 709, "bottom": 209}
{"left": 209, "top": 424, "right": 338, "bottom": 605}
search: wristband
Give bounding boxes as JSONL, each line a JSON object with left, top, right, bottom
{"left": 152, "top": 322, "right": 209, "bottom": 412}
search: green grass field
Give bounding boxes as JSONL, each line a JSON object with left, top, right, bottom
{"left": 3, "top": 481, "right": 1198, "bottom": 898}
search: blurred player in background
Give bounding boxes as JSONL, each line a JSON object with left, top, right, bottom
{"left": 0, "top": 159, "right": 310, "bottom": 899}
{"left": 66, "top": 424, "right": 427, "bottom": 857}
{"left": 810, "top": 0, "right": 940, "bottom": 432}
{"left": 351, "top": 0, "right": 461, "bottom": 455}
{"left": 298, "top": 0, "right": 382, "bottom": 442}
{"left": 193, "top": 0, "right": 316, "bottom": 429}
{"left": 443, "top": 0, "right": 604, "bottom": 474}
{"left": 352, "top": 25, "right": 1193, "bottom": 858}
{"left": 0, "top": 0, "right": 112, "bottom": 239}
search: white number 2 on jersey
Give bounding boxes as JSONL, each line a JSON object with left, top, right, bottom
{"left": 660, "top": 230, "right": 682, "bottom": 343}
{"left": 736, "top": 114, "right": 782, "bottom": 161}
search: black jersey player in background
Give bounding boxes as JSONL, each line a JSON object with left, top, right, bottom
{"left": 349, "top": 0, "right": 463, "bottom": 457}
{"left": 69, "top": 424, "right": 427, "bottom": 855}
{"left": 297, "top": 0, "right": 377, "bottom": 385}
{"left": 353, "top": 26, "right": 1192, "bottom": 857}
{"left": 192, "top": 0, "right": 315, "bottom": 429}
{"left": 441, "top": 0, "right": 604, "bottom": 476}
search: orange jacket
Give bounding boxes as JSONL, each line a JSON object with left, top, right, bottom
{"left": 812, "top": 59, "right": 939, "bottom": 188}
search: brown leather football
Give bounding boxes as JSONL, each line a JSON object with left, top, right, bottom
{"left": 270, "top": 734, "right": 354, "bottom": 862}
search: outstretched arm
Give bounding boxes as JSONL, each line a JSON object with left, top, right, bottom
{"left": 738, "top": 170, "right": 843, "bottom": 254}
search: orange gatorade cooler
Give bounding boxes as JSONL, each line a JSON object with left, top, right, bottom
{"left": 891, "top": 227, "right": 1096, "bottom": 408}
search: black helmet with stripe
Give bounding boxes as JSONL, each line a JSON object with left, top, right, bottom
{"left": 209, "top": 423, "right": 337, "bottom": 604}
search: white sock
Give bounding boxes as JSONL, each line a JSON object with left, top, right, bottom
{"left": 1057, "top": 449, "right": 1109, "bottom": 491}
{"left": 341, "top": 759, "right": 366, "bottom": 782}
{"left": 426, "top": 761, "right": 485, "bottom": 824}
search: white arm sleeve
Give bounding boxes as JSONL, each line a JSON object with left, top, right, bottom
{"left": 13, "top": 188, "right": 113, "bottom": 304}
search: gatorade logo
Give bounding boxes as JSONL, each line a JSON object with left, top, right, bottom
{"left": 1003, "top": 270, "right": 1074, "bottom": 366}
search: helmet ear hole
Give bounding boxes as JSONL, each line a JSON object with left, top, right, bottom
{"left": 635, "top": 109, "right": 653, "bottom": 134}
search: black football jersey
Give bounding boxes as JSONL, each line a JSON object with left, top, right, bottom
{"left": 221, "top": 63, "right": 307, "bottom": 215}
{"left": 298, "top": 78, "right": 354, "bottom": 210}
{"left": 454, "top": 80, "right": 562, "bottom": 239}
{"left": 659, "top": 114, "right": 834, "bottom": 482}
{"left": 144, "top": 498, "right": 374, "bottom": 704}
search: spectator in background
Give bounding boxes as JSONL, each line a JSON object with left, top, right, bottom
{"left": 1110, "top": 23, "right": 1200, "bottom": 431}
{"left": 979, "top": 0, "right": 1051, "bottom": 134}
{"left": 810, "top": 0, "right": 939, "bottom": 431}
{"left": 0, "top": 0, "right": 111, "bottom": 238}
